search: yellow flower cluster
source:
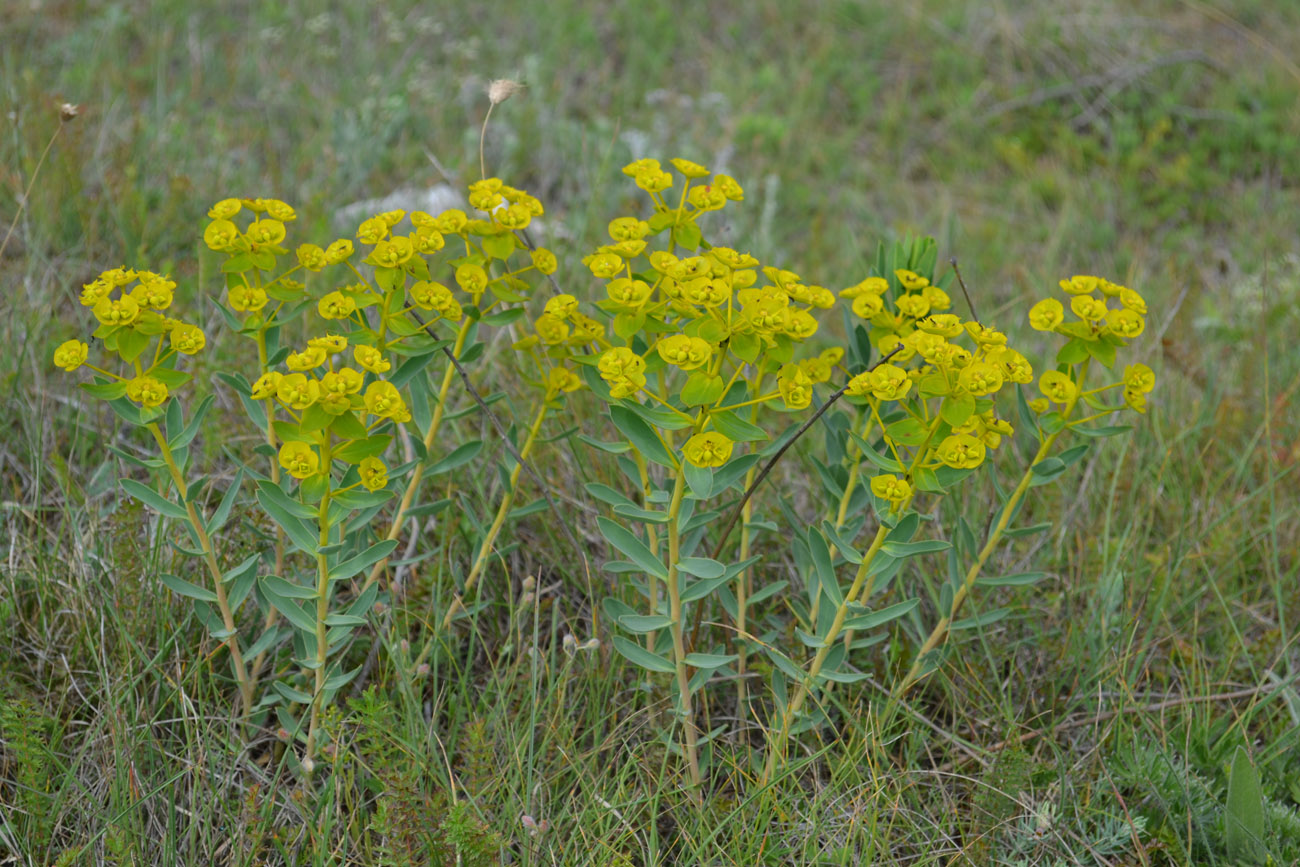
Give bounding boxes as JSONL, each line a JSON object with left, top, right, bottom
{"left": 54, "top": 267, "right": 207, "bottom": 409}
{"left": 585, "top": 158, "right": 844, "bottom": 469}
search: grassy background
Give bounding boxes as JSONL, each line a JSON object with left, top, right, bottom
{"left": 3, "top": 0, "right": 1299, "bottom": 863}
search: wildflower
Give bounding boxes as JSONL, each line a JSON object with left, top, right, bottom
{"left": 488, "top": 78, "right": 525, "bottom": 105}
{"left": 869, "top": 364, "right": 913, "bottom": 401}
{"left": 544, "top": 294, "right": 579, "bottom": 321}
{"left": 777, "top": 363, "right": 814, "bottom": 410}
{"left": 1038, "top": 370, "right": 1077, "bottom": 404}
{"left": 359, "top": 457, "right": 388, "bottom": 491}
{"left": 870, "top": 474, "right": 912, "bottom": 505}
{"left": 278, "top": 442, "right": 319, "bottom": 480}
{"left": 204, "top": 219, "right": 240, "bottom": 251}
{"left": 1105, "top": 308, "right": 1145, "bottom": 338}
{"left": 93, "top": 294, "right": 141, "bottom": 327}
{"left": 318, "top": 291, "right": 357, "bottom": 320}
{"left": 276, "top": 373, "right": 320, "bottom": 410}
{"left": 713, "top": 174, "right": 744, "bottom": 200}
{"left": 356, "top": 217, "right": 388, "bottom": 245}
{"left": 1059, "top": 275, "right": 1098, "bottom": 295}
{"left": 916, "top": 313, "right": 963, "bottom": 337}
{"left": 896, "top": 294, "right": 931, "bottom": 319}
{"left": 297, "top": 244, "right": 328, "bottom": 271}
{"left": 228, "top": 285, "right": 268, "bottom": 313}
{"left": 1117, "top": 287, "right": 1147, "bottom": 314}
{"left": 126, "top": 375, "right": 169, "bottom": 408}
{"left": 683, "top": 432, "right": 734, "bottom": 468}
{"left": 1123, "top": 363, "right": 1155, "bottom": 394}
{"left": 286, "top": 346, "right": 327, "bottom": 371}
{"left": 1028, "top": 298, "right": 1064, "bottom": 331}
{"left": 170, "top": 324, "right": 206, "bottom": 355}
{"left": 363, "top": 381, "right": 406, "bottom": 420}
{"left": 207, "top": 198, "right": 241, "bottom": 220}
{"left": 1070, "top": 295, "right": 1107, "bottom": 322}
{"left": 531, "top": 247, "right": 558, "bottom": 275}
{"left": 670, "top": 158, "right": 710, "bottom": 178}
{"left": 957, "top": 362, "right": 1003, "bottom": 396}
{"left": 250, "top": 371, "right": 283, "bottom": 399}
{"left": 545, "top": 367, "right": 583, "bottom": 395}
{"left": 534, "top": 313, "right": 570, "bottom": 345}
{"left": 353, "top": 344, "right": 391, "bottom": 374}
{"left": 657, "top": 335, "right": 713, "bottom": 370}
{"left": 935, "top": 434, "right": 986, "bottom": 469}
{"left": 895, "top": 269, "right": 929, "bottom": 291}
{"left": 246, "top": 219, "right": 286, "bottom": 247}
{"left": 841, "top": 276, "right": 889, "bottom": 299}
{"left": 454, "top": 263, "right": 489, "bottom": 295}
{"left": 52, "top": 339, "right": 89, "bottom": 371}
{"left": 264, "top": 200, "right": 296, "bottom": 222}
{"left": 586, "top": 252, "right": 624, "bottom": 279}
{"left": 324, "top": 239, "right": 354, "bottom": 264}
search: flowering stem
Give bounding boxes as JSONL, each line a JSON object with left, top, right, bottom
{"left": 362, "top": 319, "right": 473, "bottom": 592}
{"left": 761, "top": 521, "right": 894, "bottom": 786}
{"left": 146, "top": 423, "right": 254, "bottom": 716}
{"left": 634, "top": 449, "right": 660, "bottom": 655}
{"left": 443, "top": 400, "right": 549, "bottom": 627}
{"left": 304, "top": 441, "right": 334, "bottom": 766}
{"left": 664, "top": 467, "right": 703, "bottom": 796}
{"left": 250, "top": 330, "right": 285, "bottom": 684}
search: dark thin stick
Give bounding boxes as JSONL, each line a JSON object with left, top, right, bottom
{"left": 949, "top": 258, "right": 980, "bottom": 324}
{"left": 410, "top": 310, "right": 588, "bottom": 566}
{"left": 708, "top": 346, "right": 903, "bottom": 563}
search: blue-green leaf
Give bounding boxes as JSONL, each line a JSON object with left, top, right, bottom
{"left": 159, "top": 573, "right": 218, "bottom": 603}
{"left": 121, "top": 479, "right": 189, "bottom": 520}
{"left": 598, "top": 518, "right": 667, "bottom": 580}
{"left": 612, "top": 635, "right": 676, "bottom": 673}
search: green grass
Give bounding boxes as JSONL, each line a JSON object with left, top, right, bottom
{"left": 3, "top": 0, "right": 1300, "bottom": 863}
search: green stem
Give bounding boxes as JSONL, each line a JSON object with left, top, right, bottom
{"left": 664, "top": 468, "right": 702, "bottom": 795}
{"left": 444, "top": 400, "right": 549, "bottom": 627}
{"left": 633, "top": 449, "right": 660, "bottom": 655}
{"left": 147, "top": 423, "right": 254, "bottom": 715}
{"left": 761, "top": 522, "right": 891, "bottom": 785}
{"left": 250, "top": 330, "right": 284, "bottom": 683}
{"left": 363, "top": 319, "right": 473, "bottom": 591}
{"left": 304, "top": 441, "right": 334, "bottom": 765}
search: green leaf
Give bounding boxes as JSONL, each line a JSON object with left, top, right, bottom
{"left": 884, "top": 417, "right": 927, "bottom": 446}
{"left": 585, "top": 483, "right": 636, "bottom": 508}
{"left": 480, "top": 307, "right": 524, "bottom": 327}
{"left": 576, "top": 434, "right": 632, "bottom": 455}
{"left": 881, "top": 539, "right": 951, "bottom": 558}
{"left": 677, "top": 557, "right": 725, "bottom": 579}
{"left": 618, "top": 614, "right": 675, "bottom": 633}
{"left": 323, "top": 614, "right": 368, "bottom": 627}
{"left": 939, "top": 393, "right": 976, "bottom": 427}
{"left": 683, "top": 462, "right": 713, "bottom": 499}
{"left": 850, "top": 433, "right": 905, "bottom": 473}
{"left": 426, "top": 440, "right": 483, "bottom": 475}
{"left": 272, "top": 681, "right": 315, "bottom": 704}
{"left": 261, "top": 575, "right": 317, "bottom": 599}
{"left": 1226, "top": 745, "right": 1267, "bottom": 864}
{"left": 79, "top": 380, "right": 131, "bottom": 401}
{"left": 842, "top": 598, "right": 919, "bottom": 630}
{"left": 950, "top": 607, "right": 1011, "bottom": 630}
{"left": 1071, "top": 424, "right": 1131, "bottom": 439}
{"left": 673, "top": 222, "right": 702, "bottom": 251}
{"left": 1084, "top": 339, "right": 1117, "bottom": 367}
{"left": 679, "top": 572, "right": 734, "bottom": 604}
{"left": 708, "top": 410, "right": 768, "bottom": 443}
{"left": 335, "top": 435, "right": 392, "bottom": 464}
{"left": 680, "top": 372, "right": 724, "bottom": 407}
{"left": 609, "top": 406, "right": 676, "bottom": 468}
{"left": 256, "top": 479, "right": 316, "bottom": 518}
{"left": 255, "top": 487, "right": 319, "bottom": 554}
{"left": 683, "top": 652, "right": 737, "bottom": 670}
{"left": 120, "top": 479, "right": 189, "bottom": 520}
{"left": 260, "top": 583, "right": 318, "bottom": 634}
{"left": 329, "top": 539, "right": 400, "bottom": 581}
{"left": 976, "top": 572, "right": 1049, "bottom": 587}
{"left": 159, "top": 573, "right": 218, "bottom": 603}
{"left": 598, "top": 518, "right": 668, "bottom": 580}
{"left": 1004, "top": 521, "right": 1052, "bottom": 538}
{"left": 612, "top": 635, "right": 677, "bottom": 674}
{"left": 222, "top": 552, "right": 261, "bottom": 585}
{"left": 820, "top": 521, "right": 864, "bottom": 565}
{"left": 730, "top": 331, "right": 761, "bottom": 363}
{"left": 1056, "top": 339, "right": 1089, "bottom": 365}
{"left": 481, "top": 232, "right": 516, "bottom": 260}
{"left": 808, "top": 529, "right": 843, "bottom": 606}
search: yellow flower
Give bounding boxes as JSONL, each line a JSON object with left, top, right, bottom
{"left": 356, "top": 217, "right": 389, "bottom": 245}
{"left": 409, "top": 280, "right": 453, "bottom": 311}
{"left": 895, "top": 269, "right": 929, "bottom": 291}
{"left": 204, "top": 219, "right": 241, "bottom": 252}
{"left": 359, "top": 457, "right": 388, "bottom": 490}
{"left": 80, "top": 278, "right": 113, "bottom": 307}
{"left": 896, "top": 293, "right": 930, "bottom": 319}
{"left": 623, "top": 158, "right": 662, "bottom": 177}
{"left": 250, "top": 371, "right": 283, "bottom": 399}
{"left": 656, "top": 335, "right": 713, "bottom": 371}
{"left": 1028, "top": 298, "right": 1065, "bottom": 331}
{"left": 606, "top": 374, "right": 645, "bottom": 398}
{"left": 170, "top": 324, "right": 206, "bottom": 355}
{"left": 877, "top": 333, "right": 916, "bottom": 363}
{"left": 870, "top": 474, "right": 912, "bottom": 505}
{"left": 353, "top": 344, "right": 391, "bottom": 374}
{"left": 964, "top": 322, "right": 1007, "bottom": 347}
{"left": 785, "top": 309, "right": 819, "bottom": 340}
{"left": 1123, "top": 363, "right": 1155, "bottom": 394}
{"left": 987, "top": 348, "right": 1034, "bottom": 384}
{"left": 410, "top": 226, "right": 445, "bottom": 254}
{"left": 308, "top": 334, "right": 348, "bottom": 354}
{"left": 935, "top": 434, "right": 986, "bottom": 469}
{"left": 1059, "top": 275, "right": 1098, "bottom": 295}
{"left": 297, "top": 244, "right": 327, "bottom": 271}
{"left": 1105, "top": 308, "right": 1145, "bottom": 338}
{"left": 683, "top": 432, "right": 734, "bottom": 468}
{"left": 53, "top": 339, "right": 89, "bottom": 371}
{"left": 534, "top": 313, "right": 570, "bottom": 345}
{"left": 688, "top": 186, "right": 726, "bottom": 211}
{"left": 131, "top": 274, "right": 176, "bottom": 310}
{"left": 207, "top": 198, "right": 241, "bottom": 220}
{"left": 608, "top": 217, "right": 650, "bottom": 241}
{"left": 713, "top": 174, "right": 744, "bottom": 200}
{"left": 799, "top": 356, "right": 833, "bottom": 384}
{"left": 1070, "top": 295, "right": 1107, "bottom": 322}
{"left": 126, "top": 375, "right": 169, "bottom": 408}
{"left": 278, "top": 441, "right": 320, "bottom": 480}
{"left": 370, "top": 238, "right": 413, "bottom": 268}
{"left": 324, "top": 239, "right": 355, "bottom": 264}
{"left": 318, "top": 291, "right": 357, "bottom": 320}
{"left": 364, "top": 381, "right": 406, "bottom": 420}
{"left": 545, "top": 367, "right": 583, "bottom": 395}
{"left": 869, "top": 363, "right": 913, "bottom": 401}
{"left": 841, "top": 276, "right": 889, "bottom": 299}
{"left": 93, "top": 295, "right": 141, "bottom": 327}
{"left": 958, "top": 362, "right": 1003, "bottom": 396}
{"left": 1118, "top": 287, "right": 1147, "bottom": 314}
{"left": 606, "top": 278, "right": 652, "bottom": 309}
{"left": 531, "top": 247, "right": 558, "bottom": 275}
{"left": 544, "top": 294, "right": 579, "bottom": 321}
{"left": 1123, "top": 388, "right": 1148, "bottom": 414}
{"left": 777, "top": 363, "right": 814, "bottom": 410}
{"left": 598, "top": 347, "right": 646, "bottom": 379}
{"left": 670, "top": 158, "right": 710, "bottom": 178}
{"left": 1027, "top": 397, "right": 1050, "bottom": 414}
{"left": 634, "top": 168, "right": 673, "bottom": 193}
{"left": 228, "top": 285, "right": 268, "bottom": 313}
{"left": 264, "top": 200, "right": 296, "bottom": 222}
{"left": 246, "top": 219, "right": 286, "bottom": 247}
{"left": 1038, "top": 370, "right": 1077, "bottom": 404}
{"left": 922, "top": 285, "right": 952, "bottom": 311}
{"left": 455, "top": 263, "right": 489, "bottom": 295}
{"left": 286, "top": 346, "right": 327, "bottom": 371}
{"left": 568, "top": 312, "right": 605, "bottom": 345}
{"left": 276, "top": 373, "right": 320, "bottom": 410}
{"left": 433, "top": 209, "right": 468, "bottom": 234}
{"left": 916, "top": 313, "right": 963, "bottom": 337}
{"left": 586, "top": 252, "right": 624, "bottom": 279}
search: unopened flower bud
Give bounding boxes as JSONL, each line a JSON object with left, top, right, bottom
{"left": 416, "top": 663, "right": 430, "bottom": 677}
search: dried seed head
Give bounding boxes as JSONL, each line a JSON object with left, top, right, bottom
{"left": 488, "top": 78, "right": 525, "bottom": 106}
{"left": 59, "top": 103, "right": 80, "bottom": 122}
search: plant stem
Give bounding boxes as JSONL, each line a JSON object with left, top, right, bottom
{"left": 363, "top": 320, "right": 473, "bottom": 591}
{"left": 0, "top": 115, "right": 64, "bottom": 262}
{"left": 147, "top": 423, "right": 254, "bottom": 715}
{"left": 634, "top": 449, "right": 660, "bottom": 654}
{"left": 249, "top": 330, "right": 284, "bottom": 684}
{"left": 761, "top": 522, "right": 891, "bottom": 786}
{"left": 304, "top": 441, "right": 334, "bottom": 764}
{"left": 443, "top": 400, "right": 548, "bottom": 627}
{"left": 664, "top": 468, "right": 702, "bottom": 795}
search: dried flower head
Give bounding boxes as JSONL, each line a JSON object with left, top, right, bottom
{"left": 488, "top": 78, "right": 525, "bottom": 105}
